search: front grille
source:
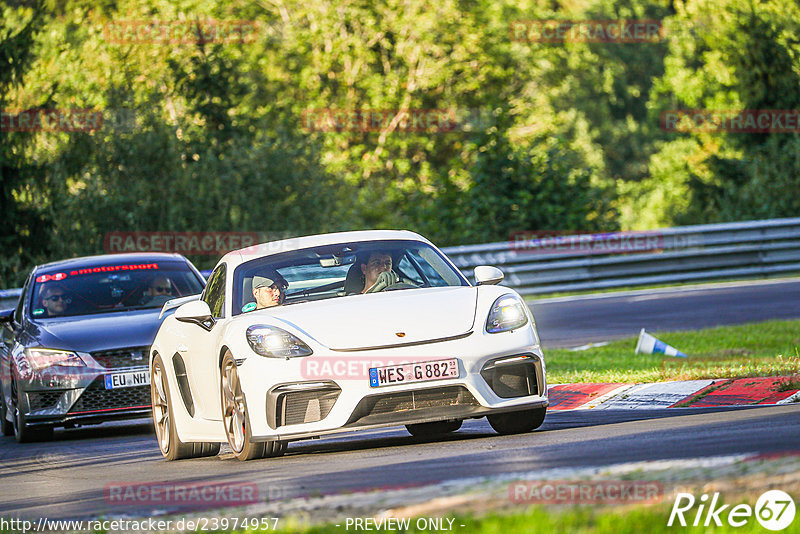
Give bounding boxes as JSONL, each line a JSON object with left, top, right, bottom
{"left": 347, "top": 386, "right": 480, "bottom": 426}
{"left": 368, "top": 386, "right": 479, "bottom": 414}
{"left": 277, "top": 390, "right": 339, "bottom": 427}
{"left": 91, "top": 347, "right": 149, "bottom": 369}
{"left": 27, "top": 390, "right": 65, "bottom": 411}
{"left": 69, "top": 377, "right": 150, "bottom": 413}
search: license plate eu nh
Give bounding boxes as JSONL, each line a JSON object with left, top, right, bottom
{"left": 104, "top": 370, "right": 150, "bottom": 389}
{"left": 369, "top": 358, "right": 459, "bottom": 388}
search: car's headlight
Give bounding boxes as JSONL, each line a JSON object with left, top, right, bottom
{"left": 486, "top": 294, "right": 529, "bottom": 333}
{"left": 246, "top": 325, "right": 313, "bottom": 358}
{"left": 26, "top": 348, "right": 85, "bottom": 370}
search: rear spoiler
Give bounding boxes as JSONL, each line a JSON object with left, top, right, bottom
{"left": 159, "top": 294, "right": 201, "bottom": 319}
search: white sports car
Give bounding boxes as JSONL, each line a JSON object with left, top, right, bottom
{"left": 149, "top": 230, "right": 548, "bottom": 460}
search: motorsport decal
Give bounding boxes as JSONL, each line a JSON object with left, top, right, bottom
{"left": 35, "top": 263, "right": 159, "bottom": 283}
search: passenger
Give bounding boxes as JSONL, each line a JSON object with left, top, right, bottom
{"left": 40, "top": 285, "right": 71, "bottom": 317}
{"left": 360, "top": 252, "right": 399, "bottom": 293}
{"left": 252, "top": 272, "right": 288, "bottom": 309}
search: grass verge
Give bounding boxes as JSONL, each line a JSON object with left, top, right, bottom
{"left": 545, "top": 319, "right": 800, "bottom": 384}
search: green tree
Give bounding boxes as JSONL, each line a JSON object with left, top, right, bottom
{"left": 0, "top": 3, "right": 50, "bottom": 287}
{"left": 465, "top": 121, "right": 617, "bottom": 243}
{"left": 642, "top": 0, "right": 800, "bottom": 226}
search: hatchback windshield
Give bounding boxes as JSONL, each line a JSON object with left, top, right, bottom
{"left": 31, "top": 260, "right": 205, "bottom": 319}
{"left": 233, "top": 240, "right": 468, "bottom": 315}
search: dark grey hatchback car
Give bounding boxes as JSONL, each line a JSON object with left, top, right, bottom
{"left": 0, "top": 253, "right": 205, "bottom": 442}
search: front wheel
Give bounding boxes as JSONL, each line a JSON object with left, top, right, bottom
{"left": 11, "top": 375, "right": 53, "bottom": 443}
{"left": 151, "top": 354, "right": 219, "bottom": 460}
{"left": 1, "top": 385, "right": 15, "bottom": 436}
{"left": 487, "top": 407, "right": 546, "bottom": 435}
{"left": 221, "top": 352, "right": 284, "bottom": 461}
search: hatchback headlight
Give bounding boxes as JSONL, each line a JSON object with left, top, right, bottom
{"left": 26, "top": 348, "right": 85, "bottom": 370}
{"left": 246, "top": 325, "right": 313, "bottom": 358}
{"left": 486, "top": 294, "right": 529, "bottom": 333}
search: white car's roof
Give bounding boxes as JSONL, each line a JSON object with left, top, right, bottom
{"left": 219, "top": 229, "right": 433, "bottom": 270}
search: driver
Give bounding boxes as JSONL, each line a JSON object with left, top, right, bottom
{"left": 142, "top": 275, "right": 175, "bottom": 307}
{"left": 252, "top": 271, "right": 288, "bottom": 309}
{"left": 361, "top": 252, "right": 399, "bottom": 293}
{"left": 40, "top": 284, "right": 71, "bottom": 317}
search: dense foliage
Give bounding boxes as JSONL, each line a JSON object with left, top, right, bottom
{"left": 1, "top": 0, "right": 798, "bottom": 285}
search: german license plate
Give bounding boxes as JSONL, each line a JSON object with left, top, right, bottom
{"left": 104, "top": 370, "right": 150, "bottom": 389}
{"left": 369, "top": 358, "right": 458, "bottom": 388}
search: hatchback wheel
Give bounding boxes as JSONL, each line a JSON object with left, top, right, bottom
{"left": 11, "top": 375, "right": 53, "bottom": 443}
{"left": 1, "top": 387, "right": 14, "bottom": 437}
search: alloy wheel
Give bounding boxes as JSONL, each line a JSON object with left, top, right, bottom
{"left": 151, "top": 363, "right": 171, "bottom": 453}
{"left": 221, "top": 359, "right": 246, "bottom": 453}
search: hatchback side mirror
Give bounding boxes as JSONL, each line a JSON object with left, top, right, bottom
{"left": 474, "top": 265, "right": 504, "bottom": 286}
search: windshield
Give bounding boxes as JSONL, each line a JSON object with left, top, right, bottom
{"left": 232, "top": 239, "right": 468, "bottom": 315}
{"left": 30, "top": 260, "right": 204, "bottom": 319}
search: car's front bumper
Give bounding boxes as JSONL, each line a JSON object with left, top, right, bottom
{"left": 237, "top": 328, "right": 547, "bottom": 442}
{"left": 18, "top": 364, "right": 151, "bottom": 428}
{"left": 23, "top": 407, "right": 152, "bottom": 428}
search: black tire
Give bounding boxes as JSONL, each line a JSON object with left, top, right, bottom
{"left": 11, "top": 375, "right": 53, "bottom": 443}
{"left": 263, "top": 439, "right": 287, "bottom": 458}
{"left": 221, "top": 352, "right": 284, "bottom": 461}
{"left": 487, "top": 407, "right": 547, "bottom": 435}
{"left": 151, "top": 354, "right": 220, "bottom": 461}
{"left": 1, "top": 384, "right": 14, "bottom": 437}
{"left": 406, "top": 419, "right": 463, "bottom": 437}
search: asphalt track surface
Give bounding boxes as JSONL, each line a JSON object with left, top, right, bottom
{"left": 1, "top": 280, "right": 800, "bottom": 521}
{"left": 1, "top": 406, "right": 798, "bottom": 520}
{"left": 531, "top": 278, "right": 800, "bottom": 348}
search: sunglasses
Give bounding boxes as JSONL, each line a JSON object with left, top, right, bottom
{"left": 259, "top": 284, "right": 285, "bottom": 291}
{"left": 44, "top": 295, "right": 70, "bottom": 302}
{"left": 151, "top": 286, "right": 172, "bottom": 293}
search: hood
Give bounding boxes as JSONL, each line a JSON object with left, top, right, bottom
{"left": 254, "top": 286, "right": 478, "bottom": 350}
{"left": 29, "top": 309, "right": 164, "bottom": 353}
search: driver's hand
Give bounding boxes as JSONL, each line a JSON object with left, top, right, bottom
{"left": 366, "top": 270, "right": 399, "bottom": 293}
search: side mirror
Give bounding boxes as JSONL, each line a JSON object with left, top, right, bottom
{"left": 174, "top": 300, "right": 215, "bottom": 330}
{"left": 159, "top": 294, "right": 201, "bottom": 319}
{"left": 474, "top": 265, "right": 504, "bottom": 286}
{"left": 0, "top": 308, "right": 14, "bottom": 324}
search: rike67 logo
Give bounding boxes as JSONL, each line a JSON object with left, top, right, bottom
{"left": 668, "top": 490, "right": 795, "bottom": 530}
